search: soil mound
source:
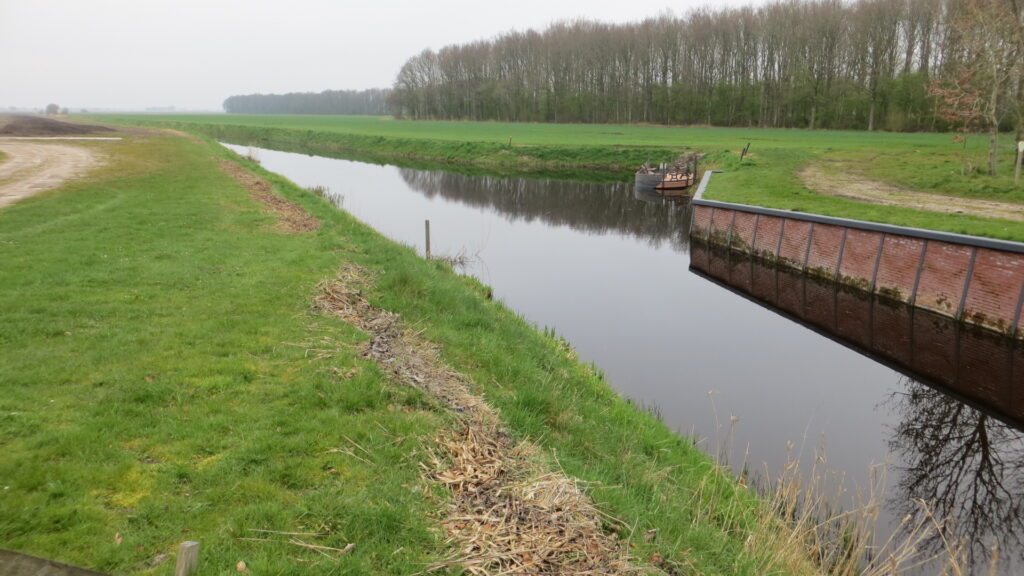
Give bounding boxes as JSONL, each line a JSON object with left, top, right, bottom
{"left": 0, "top": 115, "right": 116, "bottom": 136}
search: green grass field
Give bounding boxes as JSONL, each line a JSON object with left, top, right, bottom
{"left": 1, "top": 131, "right": 827, "bottom": 574}
{"left": 97, "top": 114, "right": 1024, "bottom": 242}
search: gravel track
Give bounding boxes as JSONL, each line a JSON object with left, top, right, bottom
{"left": 0, "top": 141, "right": 101, "bottom": 209}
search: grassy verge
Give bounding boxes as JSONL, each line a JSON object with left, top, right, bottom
{"left": 94, "top": 114, "right": 1024, "bottom": 242}
{"left": 1, "top": 131, "right": 829, "bottom": 574}
{"left": 0, "top": 133, "right": 448, "bottom": 575}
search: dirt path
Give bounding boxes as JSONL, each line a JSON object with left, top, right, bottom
{"left": 0, "top": 141, "right": 102, "bottom": 209}
{"left": 798, "top": 161, "right": 1024, "bottom": 222}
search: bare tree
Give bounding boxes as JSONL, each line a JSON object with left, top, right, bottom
{"left": 949, "top": 0, "right": 1022, "bottom": 175}
{"left": 386, "top": 0, "right": 1017, "bottom": 135}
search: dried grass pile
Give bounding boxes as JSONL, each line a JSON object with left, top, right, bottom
{"left": 316, "top": 266, "right": 643, "bottom": 575}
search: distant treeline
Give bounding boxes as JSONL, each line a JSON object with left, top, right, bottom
{"left": 389, "top": 0, "right": 1023, "bottom": 132}
{"left": 223, "top": 89, "right": 390, "bottom": 115}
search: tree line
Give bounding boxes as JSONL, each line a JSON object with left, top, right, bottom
{"left": 223, "top": 89, "right": 390, "bottom": 115}
{"left": 389, "top": 0, "right": 1023, "bottom": 134}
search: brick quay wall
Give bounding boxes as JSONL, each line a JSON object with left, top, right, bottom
{"left": 690, "top": 172, "right": 1024, "bottom": 340}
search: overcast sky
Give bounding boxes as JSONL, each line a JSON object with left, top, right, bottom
{"left": 1, "top": 0, "right": 765, "bottom": 111}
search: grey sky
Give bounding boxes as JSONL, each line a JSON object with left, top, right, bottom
{"left": 1, "top": 0, "right": 763, "bottom": 111}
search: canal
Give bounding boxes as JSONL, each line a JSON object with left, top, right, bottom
{"left": 225, "top": 144, "right": 1024, "bottom": 574}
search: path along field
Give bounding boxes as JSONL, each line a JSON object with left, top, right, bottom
{"left": 799, "top": 160, "right": 1024, "bottom": 222}
{"left": 0, "top": 141, "right": 103, "bottom": 209}
{"left": 3, "top": 125, "right": 883, "bottom": 575}
{"left": 97, "top": 114, "right": 1024, "bottom": 242}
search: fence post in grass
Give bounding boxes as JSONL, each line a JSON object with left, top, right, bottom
{"left": 175, "top": 541, "right": 200, "bottom": 576}
{"left": 1016, "top": 141, "right": 1023, "bottom": 185}
{"left": 425, "top": 219, "right": 431, "bottom": 260}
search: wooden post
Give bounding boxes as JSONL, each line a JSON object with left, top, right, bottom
{"left": 175, "top": 541, "right": 200, "bottom": 576}
{"left": 424, "top": 219, "right": 431, "bottom": 260}
{"left": 1016, "top": 141, "right": 1023, "bottom": 184}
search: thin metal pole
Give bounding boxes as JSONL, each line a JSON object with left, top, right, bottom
{"left": 910, "top": 240, "right": 929, "bottom": 306}
{"left": 1011, "top": 279, "right": 1024, "bottom": 338}
{"left": 957, "top": 247, "right": 978, "bottom": 319}
{"left": 727, "top": 211, "right": 737, "bottom": 249}
{"left": 425, "top": 219, "right": 431, "bottom": 260}
{"left": 871, "top": 233, "right": 886, "bottom": 293}
{"left": 834, "top": 228, "right": 848, "bottom": 283}
{"left": 803, "top": 222, "right": 815, "bottom": 272}
{"left": 751, "top": 213, "right": 761, "bottom": 255}
{"left": 775, "top": 218, "right": 786, "bottom": 266}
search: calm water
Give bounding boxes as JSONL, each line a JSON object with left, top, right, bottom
{"left": 227, "top": 144, "right": 1024, "bottom": 573}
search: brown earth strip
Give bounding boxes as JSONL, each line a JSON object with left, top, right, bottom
{"left": 315, "top": 266, "right": 646, "bottom": 576}
{"left": 0, "top": 115, "right": 116, "bottom": 136}
{"left": 218, "top": 159, "right": 320, "bottom": 234}
{"left": 161, "top": 128, "right": 203, "bottom": 144}
{"left": 798, "top": 161, "right": 1024, "bottom": 222}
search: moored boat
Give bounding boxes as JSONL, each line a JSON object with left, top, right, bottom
{"left": 635, "top": 153, "right": 699, "bottom": 195}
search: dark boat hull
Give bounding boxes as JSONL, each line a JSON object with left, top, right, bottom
{"left": 636, "top": 171, "right": 695, "bottom": 192}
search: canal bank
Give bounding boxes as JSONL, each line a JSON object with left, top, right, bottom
{"left": 229, "top": 143, "right": 1024, "bottom": 574}
{"left": 1, "top": 130, "right": 857, "bottom": 576}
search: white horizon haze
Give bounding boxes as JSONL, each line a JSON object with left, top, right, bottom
{"left": 1, "top": 0, "right": 766, "bottom": 112}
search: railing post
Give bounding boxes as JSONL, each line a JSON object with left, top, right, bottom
{"left": 909, "top": 240, "right": 929, "bottom": 306}
{"left": 726, "top": 211, "right": 737, "bottom": 249}
{"left": 1012, "top": 280, "right": 1024, "bottom": 338}
{"left": 957, "top": 247, "right": 978, "bottom": 319}
{"left": 834, "top": 228, "right": 848, "bottom": 283}
{"left": 803, "top": 222, "right": 815, "bottom": 272}
{"left": 775, "top": 218, "right": 786, "bottom": 265}
{"left": 751, "top": 213, "right": 761, "bottom": 255}
{"left": 870, "top": 234, "right": 886, "bottom": 293}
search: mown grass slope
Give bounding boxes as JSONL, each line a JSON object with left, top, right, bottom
{"left": 1, "top": 132, "right": 821, "bottom": 574}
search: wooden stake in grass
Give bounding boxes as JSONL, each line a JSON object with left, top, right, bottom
{"left": 425, "top": 219, "right": 432, "bottom": 260}
{"left": 175, "top": 541, "right": 200, "bottom": 576}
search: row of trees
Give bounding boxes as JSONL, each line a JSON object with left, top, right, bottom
{"left": 389, "top": 0, "right": 1023, "bottom": 134}
{"left": 223, "top": 89, "right": 390, "bottom": 115}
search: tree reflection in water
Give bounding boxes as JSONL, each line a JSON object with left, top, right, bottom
{"left": 398, "top": 168, "right": 692, "bottom": 252}
{"left": 887, "top": 377, "right": 1024, "bottom": 568}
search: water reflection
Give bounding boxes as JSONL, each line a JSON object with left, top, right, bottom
{"left": 398, "top": 169, "right": 692, "bottom": 252}
{"left": 888, "top": 378, "right": 1024, "bottom": 568}
{"left": 690, "top": 242, "right": 1024, "bottom": 571}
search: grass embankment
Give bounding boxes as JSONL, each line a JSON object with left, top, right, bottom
{"left": 1, "top": 132, "right": 822, "bottom": 574}
{"left": 98, "top": 114, "right": 1024, "bottom": 242}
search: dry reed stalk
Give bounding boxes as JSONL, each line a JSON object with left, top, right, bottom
{"left": 724, "top": 446, "right": 972, "bottom": 576}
